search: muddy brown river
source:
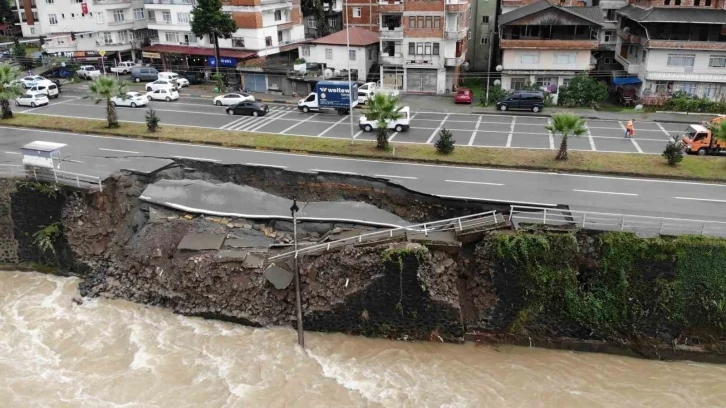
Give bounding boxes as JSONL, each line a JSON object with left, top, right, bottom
{"left": 1, "top": 271, "right": 724, "bottom": 408}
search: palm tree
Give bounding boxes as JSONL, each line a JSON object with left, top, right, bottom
{"left": 546, "top": 112, "right": 587, "bottom": 161}
{"left": 708, "top": 119, "right": 726, "bottom": 145}
{"left": 366, "top": 93, "right": 402, "bottom": 150}
{"left": 87, "top": 76, "right": 128, "bottom": 128}
{"left": 0, "top": 63, "right": 24, "bottom": 119}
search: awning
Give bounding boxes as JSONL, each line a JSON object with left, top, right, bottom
{"left": 142, "top": 44, "right": 255, "bottom": 60}
{"left": 613, "top": 77, "right": 642, "bottom": 85}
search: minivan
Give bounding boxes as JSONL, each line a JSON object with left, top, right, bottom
{"left": 130, "top": 67, "right": 159, "bottom": 83}
{"left": 28, "top": 82, "right": 59, "bottom": 98}
{"left": 496, "top": 91, "right": 545, "bottom": 112}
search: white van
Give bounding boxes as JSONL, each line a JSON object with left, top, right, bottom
{"left": 28, "top": 82, "right": 59, "bottom": 99}
{"left": 158, "top": 72, "right": 189, "bottom": 87}
{"left": 359, "top": 106, "right": 411, "bottom": 132}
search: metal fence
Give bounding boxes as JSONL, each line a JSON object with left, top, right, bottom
{"left": 509, "top": 205, "right": 726, "bottom": 238}
{"left": 268, "top": 210, "right": 504, "bottom": 261}
{"left": 0, "top": 165, "right": 103, "bottom": 192}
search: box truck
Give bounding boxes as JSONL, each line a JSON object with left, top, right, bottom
{"left": 298, "top": 81, "right": 358, "bottom": 115}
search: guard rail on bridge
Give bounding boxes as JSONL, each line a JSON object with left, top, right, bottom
{"left": 0, "top": 165, "right": 104, "bottom": 192}
{"left": 509, "top": 205, "right": 726, "bottom": 238}
{"left": 268, "top": 210, "right": 505, "bottom": 261}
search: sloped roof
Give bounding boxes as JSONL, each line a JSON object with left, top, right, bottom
{"left": 617, "top": 4, "right": 726, "bottom": 24}
{"left": 310, "top": 27, "right": 379, "bottom": 46}
{"left": 499, "top": 1, "right": 605, "bottom": 26}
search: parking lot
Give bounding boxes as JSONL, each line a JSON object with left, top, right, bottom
{"left": 14, "top": 92, "right": 687, "bottom": 155}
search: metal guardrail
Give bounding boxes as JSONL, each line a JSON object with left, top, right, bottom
{"left": 269, "top": 210, "right": 504, "bottom": 261}
{"left": 509, "top": 205, "right": 726, "bottom": 238}
{"left": 0, "top": 164, "right": 27, "bottom": 179}
{"left": 0, "top": 165, "right": 103, "bottom": 192}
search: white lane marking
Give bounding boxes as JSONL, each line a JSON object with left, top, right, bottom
{"left": 280, "top": 113, "right": 319, "bottom": 134}
{"left": 445, "top": 179, "right": 504, "bottom": 186}
{"left": 573, "top": 189, "right": 638, "bottom": 196}
{"left": 219, "top": 116, "right": 249, "bottom": 130}
{"left": 374, "top": 174, "right": 417, "bottom": 180}
{"left": 245, "top": 163, "right": 287, "bottom": 169}
{"left": 631, "top": 138, "right": 644, "bottom": 153}
{"left": 311, "top": 169, "right": 358, "bottom": 175}
{"left": 64, "top": 159, "right": 84, "bottom": 163}
{"left": 657, "top": 122, "right": 671, "bottom": 136}
{"left": 99, "top": 148, "right": 140, "bottom": 154}
{"left": 617, "top": 121, "right": 627, "bottom": 132}
{"left": 468, "top": 115, "right": 482, "bottom": 146}
{"left": 426, "top": 113, "right": 450, "bottom": 144}
{"left": 172, "top": 155, "right": 220, "bottom": 162}
{"left": 587, "top": 126, "right": 596, "bottom": 151}
{"left": 60, "top": 102, "right": 230, "bottom": 117}
{"left": 2, "top": 151, "right": 21, "bottom": 155}
{"left": 674, "top": 196, "right": 726, "bottom": 203}
{"left": 246, "top": 111, "right": 290, "bottom": 132}
{"left": 506, "top": 116, "right": 515, "bottom": 148}
{"left": 438, "top": 194, "right": 557, "bottom": 207}
{"left": 317, "top": 116, "right": 349, "bottom": 137}
{"left": 547, "top": 118, "right": 554, "bottom": 150}
{"left": 352, "top": 130, "right": 363, "bottom": 139}
{"left": 388, "top": 132, "right": 399, "bottom": 142}
{"left": 229, "top": 116, "right": 259, "bottom": 130}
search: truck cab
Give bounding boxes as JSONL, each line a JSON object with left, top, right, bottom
{"left": 681, "top": 124, "right": 726, "bottom": 155}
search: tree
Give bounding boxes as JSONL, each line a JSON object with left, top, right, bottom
{"left": 557, "top": 74, "right": 608, "bottom": 108}
{"left": 0, "top": 0, "right": 14, "bottom": 24}
{"left": 366, "top": 93, "right": 402, "bottom": 150}
{"left": 480, "top": 85, "right": 508, "bottom": 106}
{"left": 301, "top": 0, "right": 329, "bottom": 37}
{"left": 11, "top": 42, "right": 26, "bottom": 60}
{"left": 87, "top": 76, "right": 128, "bottom": 128}
{"left": 191, "top": 0, "right": 236, "bottom": 74}
{"left": 545, "top": 112, "right": 587, "bottom": 161}
{"left": 435, "top": 127, "right": 455, "bottom": 154}
{"left": 662, "top": 135, "right": 684, "bottom": 166}
{"left": 145, "top": 108, "right": 161, "bottom": 132}
{"left": 0, "top": 63, "right": 23, "bottom": 119}
{"left": 708, "top": 118, "right": 726, "bottom": 142}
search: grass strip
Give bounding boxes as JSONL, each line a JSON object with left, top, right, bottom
{"left": 4, "top": 113, "right": 726, "bottom": 182}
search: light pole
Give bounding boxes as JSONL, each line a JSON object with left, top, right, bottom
{"left": 345, "top": 6, "right": 355, "bottom": 145}
{"left": 290, "top": 198, "right": 304, "bottom": 347}
{"left": 484, "top": 30, "right": 494, "bottom": 104}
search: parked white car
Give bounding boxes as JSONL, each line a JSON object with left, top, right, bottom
{"left": 77, "top": 65, "right": 102, "bottom": 80}
{"left": 158, "top": 72, "right": 189, "bottom": 87}
{"left": 15, "top": 92, "right": 49, "bottom": 107}
{"left": 27, "top": 82, "right": 59, "bottom": 99}
{"left": 110, "top": 61, "right": 136, "bottom": 74}
{"left": 145, "top": 80, "right": 177, "bottom": 92}
{"left": 359, "top": 106, "right": 411, "bottom": 132}
{"left": 357, "top": 82, "right": 400, "bottom": 105}
{"left": 111, "top": 92, "right": 148, "bottom": 108}
{"left": 19, "top": 75, "right": 48, "bottom": 88}
{"left": 146, "top": 88, "right": 179, "bottom": 102}
{"left": 213, "top": 93, "right": 254, "bottom": 106}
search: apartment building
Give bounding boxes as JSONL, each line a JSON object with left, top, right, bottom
{"left": 467, "top": 0, "right": 497, "bottom": 72}
{"left": 615, "top": 0, "right": 726, "bottom": 100}
{"left": 304, "top": 0, "right": 343, "bottom": 38}
{"left": 497, "top": 1, "right": 604, "bottom": 102}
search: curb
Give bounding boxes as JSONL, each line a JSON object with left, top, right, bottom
{"left": 470, "top": 108, "right": 707, "bottom": 124}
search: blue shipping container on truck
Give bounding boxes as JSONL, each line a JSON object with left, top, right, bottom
{"left": 315, "top": 81, "right": 359, "bottom": 109}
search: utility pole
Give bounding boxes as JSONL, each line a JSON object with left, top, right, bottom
{"left": 211, "top": 29, "right": 221, "bottom": 77}
{"left": 345, "top": 7, "right": 355, "bottom": 145}
{"left": 485, "top": 30, "right": 493, "bottom": 104}
{"left": 291, "top": 198, "right": 304, "bottom": 347}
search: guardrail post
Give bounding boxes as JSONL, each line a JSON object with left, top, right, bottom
{"left": 423, "top": 223, "right": 428, "bottom": 236}
{"left": 458, "top": 218, "right": 463, "bottom": 231}
{"left": 53, "top": 169, "right": 58, "bottom": 184}
{"left": 659, "top": 219, "right": 664, "bottom": 234}
{"left": 701, "top": 224, "right": 706, "bottom": 236}
{"left": 76, "top": 175, "right": 80, "bottom": 187}
{"left": 32, "top": 168, "right": 37, "bottom": 181}
{"left": 542, "top": 208, "right": 547, "bottom": 225}
{"left": 621, "top": 216, "right": 625, "bottom": 231}
{"left": 581, "top": 213, "right": 586, "bottom": 228}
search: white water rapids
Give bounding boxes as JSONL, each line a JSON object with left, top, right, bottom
{"left": 1, "top": 271, "right": 725, "bottom": 408}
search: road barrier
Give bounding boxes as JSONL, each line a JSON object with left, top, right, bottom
{"left": 0, "top": 165, "right": 103, "bottom": 192}
{"left": 509, "top": 205, "right": 726, "bottom": 238}
{"left": 269, "top": 210, "right": 505, "bottom": 261}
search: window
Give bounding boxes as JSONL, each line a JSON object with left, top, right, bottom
{"left": 33, "top": 11, "right": 37, "bottom": 20}
{"left": 232, "top": 37, "right": 245, "bottom": 47}
{"left": 113, "top": 9, "right": 125, "bottom": 23}
{"left": 177, "top": 12, "right": 189, "bottom": 24}
{"left": 353, "top": 7, "right": 361, "bottom": 18}
{"left": 349, "top": 49, "right": 356, "bottom": 60}
{"left": 265, "top": 36, "right": 272, "bottom": 46}
{"left": 667, "top": 54, "right": 695, "bottom": 67}
{"left": 103, "top": 32, "right": 113, "bottom": 45}
{"left": 135, "top": 8, "right": 145, "bottom": 20}
{"left": 434, "top": 16, "right": 440, "bottom": 28}
{"left": 675, "top": 0, "right": 681, "bottom": 5}
{"left": 664, "top": 0, "right": 670, "bottom": 4}
{"left": 433, "top": 43, "right": 439, "bottom": 55}
{"left": 307, "top": 17, "right": 316, "bottom": 28}
{"left": 274, "top": 10, "right": 282, "bottom": 21}
{"left": 325, "top": 48, "right": 333, "bottom": 59}
{"left": 20, "top": 11, "right": 25, "bottom": 23}
{"left": 424, "top": 42, "right": 431, "bottom": 55}
{"left": 705, "top": 83, "right": 720, "bottom": 98}
{"left": 603, "top": 30, "right": 613, "bottom": 42}
{"left": 162, "top": 11, "right": 171, "bottom": 23}
{"left": 416, "top": 43, "right": 423, "bottom": 54}
{"left": 148, "top": 10, "right": 155, "bottom": 20}
{"left": 518, "top": 53, "right": 539, "bottom": 64}
{"left": 709, "top": 55, "right": 726, "bottom": 68}
{"left": 642, "top": 50, "right": 646, "bottom": 63}
{"left": 553, "top": 53, "right": 576, "bottom": 65}
{"left": 510, "top": 77, "right": 527, "bottom": 91}
{"left": 301, "top": 47, "right": 310, "bottom": 57}
{"left": 605, "top": 9, "right": 617, "bottom": 21}
{"left": 562, "top": 78, "right": 572, "bottom": 87}
{"left": 408, "top": 42, "right": 415, "bottom": 55}
{"left": 71, "top": 13, "right": 75, "bottom": 19}
{"left": 425, "top": 16, "right": 432, "bottom": 28}
{"left": 695, "top": 0, "right": 700, "bottom": 5}
{"left": 679, "top": 82, "right": 696, "bottom": 95}
{"left": 30, "top": 27, "right": 36, "bottom": 35}
{"left": 706, "top": 0, "right": 712, "bottom": 5}
{"left": 164, "top": 31, "right": 178, "bottom": 42}
{"left": 417, "top": 16, "right": 423, "bottom": 28}
{"left": 48, "top": 13, "right": 57, "bottom": 25}
{"left": 603, "top": 56, "right": 611, "bottom": 64}
{"left": 72, "top": 0, "right": 82, "bottom": 2}
{"left": 328, "top": 18, "right": 336, "bottom": 28}
{"left": 482, "top": 16, "right": 489, "bottom": 23}
{"left": 61, "top": 13, "right": 64, "bottom": 19}
{"left": 409, "top": 17, "right": 415, "bottom": 28}
{"left": 45, "top": 0, "right": 52, "bottom": 3}
{"left": 118, "top": 31, "right": 128, "bottom": 43}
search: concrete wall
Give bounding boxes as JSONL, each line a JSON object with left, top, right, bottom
{"left": 502, "top": 49, "right": 592, "bottom": 70}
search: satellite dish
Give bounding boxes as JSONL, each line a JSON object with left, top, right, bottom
{"left": 323, "top": 68, "right": 333, "bottom": 79}
{"left": 494, "top": 79, "right": 501, "bottom": 86}
{"left": 462, "top": 61, "right": 470, "bottom": 72}
{"left": 495, "top": 65, "right": 503, "bottom": 72}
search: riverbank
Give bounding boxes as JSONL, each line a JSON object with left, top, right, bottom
{"left": 4, "top": 114, "right": 726, "bottom": 182}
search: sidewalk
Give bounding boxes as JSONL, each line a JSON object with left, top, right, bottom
{"left": 471, "top": 105, "right": 715, "bottom": 124}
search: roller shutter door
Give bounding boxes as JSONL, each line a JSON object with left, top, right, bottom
{"left": 406, "top": 69, "right": 437, "bottom": 93}
{"left": 244, "top": 74, "right": 266, "bottom": 92}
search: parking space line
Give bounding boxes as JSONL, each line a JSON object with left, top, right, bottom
{"left": 617, "top": 121, "right": 627, "bottom": 133}
{"left": 426, "top": 113, "right": 450, "bottom": 144}
{"left": 232, "top": 116, "right": 263, "bottom": 130}
{"left": 99, "top": 148, "right": 140, "bottom": 154}
{"left": 631, "top": 138, "right": 644, "bottom": 153}
{"left": 468, "top": 115, "right": 483, "bottom": 146}
{"left": 656, "top": 122, "right": 671, "bottom": 136}
{"left": 220, "top": 116, "right": 252, "bottom": 130}
{"left": 352, "top": 130, "right": 363, "bottom": 139}
{"left": 281, "top": 113, "right": 319, "bottom": 134}
{"left": 2, "top": 151, "right": 21, "bottom": 155}
{"left": 574, "top": 189, "right": 638, "bottom": 196}
{"left": 586, "top": 126, "right": 597, "bottom": 151}
{"left": 445, "top": 179, "right": 504, "bottom": 186}
{"left": 547, "top": 118, "right": 554, "bottom": 149}
{"left": 317, "top": 116, "right": 349, "bottom": 137}
{"left": 246, "top": 111, "right": 290, "bottom": 132}
{"left": 506, "top": 116, "right": 516, "bottom": 148}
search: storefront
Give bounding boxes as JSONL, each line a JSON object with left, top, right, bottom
{"left": 405, "top": 66, "right": 438, "bottom": 93}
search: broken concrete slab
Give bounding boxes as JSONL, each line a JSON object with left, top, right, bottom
{"left": 264, "top": 264, "right": 294, "bottom": 289}
{"left": 149, "top": 207, "right": 168, "bottom": 223}
{"left": 214, "top": 250, "right": 248, "bottom": 262}
{"left": 242, "top": 253, "right": 265, "bottom": 269}
{"left": 177, "top": 233, "right": 226, "bottom": 251}
{"left": 406, "top": 230, "right": 460, "bottom": 247}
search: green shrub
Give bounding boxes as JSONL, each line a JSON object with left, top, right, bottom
{"left": 662, "top": 135, "right": 684, "bottom": 166}
{"left": 434, "top": 127, "right": 455, "bottom": 154}
{"left": 557, "top": 74, "right": 609, "bottom": 108}
{"left": 480, "top": 85, "right": 508, "bottom": 106}
{"left": 662, "top": 96, "right": 726, "bottom": 114}
{"left": 145, "top": 108, "right": 160, "bottom": 132}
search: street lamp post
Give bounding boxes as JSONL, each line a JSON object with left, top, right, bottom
{"left": 290, "top": 198, "right": 304, "bottom": 347}
{"left": 345, "top": 7, "right": 355, "bottom": 145}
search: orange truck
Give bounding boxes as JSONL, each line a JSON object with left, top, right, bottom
{"left": 680, "top": 116, "right": 726, "bottom": 155}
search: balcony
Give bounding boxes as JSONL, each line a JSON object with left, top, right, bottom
{"left": 614, "top": 50, "right": 640, "bottom": 75}
{"left": 646, "top": 40, "right": 726, "bottom": 52}
{"left": 92, "top": 0, "right": 132, "bottom": 4}
{"left": 445, "top": 0, "right": 468, "bottom": 13}
{"left": 445, "top": 55, "right": 465, "bottom": 66}
{"left": 444, "top": 27, "right": 467, "bottom": 40}
{"left": 616, "top": 28, "right": 645, "bottom": 47}
{"left": 277, "top": 21, "right": 294, "bottom": 30}
{"left": 44, "top": 40, "right": 77, "bottom": 49}
{"left": 499, "top": 39, "right": 599, "bottom": 50}
{"left": 380, "top": 53, "right": 404, "bottom": 65}
{"left": 380, "top": 27, "right": 403, "bottom": 39}
{"left": 107, "top": 19, "right": 135, "bottom": 26}
{"left": 261, "top": 0, "right": 292, "bottom": 9}
{"left": 378, "top": 0, "right": 403, "bottom": 12}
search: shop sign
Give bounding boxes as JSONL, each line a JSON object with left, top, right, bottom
{"left": 208, "top": 56, "right": 237, "bottom": 67}
{"left": 405, "top": 60, "right": 434, "bottom": 66}
{"left": 142, "top": 51, "right": 161, "bottom": 59}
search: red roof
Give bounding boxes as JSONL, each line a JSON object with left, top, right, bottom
{"left": 310, "top": 27, "right": 379, "bottom": 46}
{"left": 142, "top": 44, "right": 255, "bottom": 59}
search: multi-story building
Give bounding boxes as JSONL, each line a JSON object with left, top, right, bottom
{"left": 615, "top": 0, "right": 726, "bottom": 100}
{"left": 344, "top": 0, "right": 378, "bottom": 32}
{"left": 497, "top": 1, "right": 604, "bottom": 102}
{"left": 12, "top": 0, "right": 39, "bottom": 38}
{"left": 595, "top": 0, "right": 627, "bottom": 74}
{"left": 468, "top": 0, "right": 497, "bottom": 72}
{"left": 304, "top": 0, "right": 343, "bottom": 38}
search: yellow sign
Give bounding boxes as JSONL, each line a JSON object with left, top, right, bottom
{"left": 142, "top": 51, "right": 161, "bottom": 59}
{"left": 99, "top": 50, "right": 106, "bottom": 57}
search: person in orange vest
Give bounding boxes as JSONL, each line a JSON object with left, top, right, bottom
{"left": 625, "top": 119, "right": 635, "bottom": 139}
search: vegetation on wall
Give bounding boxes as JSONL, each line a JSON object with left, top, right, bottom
{"left": 492, "top": 231, "right": 726, "bottom": 344}
{"left": 32, "top": 222, "right": 63, "bottom": 256}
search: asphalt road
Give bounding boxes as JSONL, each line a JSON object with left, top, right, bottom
{"left": 13, "top": 89, "right": 689, "bottom": 155}
{"left": 2, "top": 126, "right": 726, "bottom": 222}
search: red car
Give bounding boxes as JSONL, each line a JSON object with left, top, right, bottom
{"left": 455, "top": 88, "right": 473, "bottom": 104}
